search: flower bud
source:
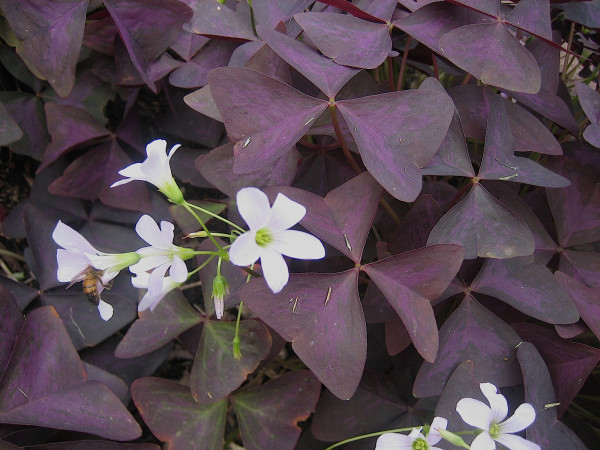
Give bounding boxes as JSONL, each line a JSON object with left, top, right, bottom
{"left": 436, "top": 428, "right": 470, "bottom": 449}
{"left": 212, "top": 275, "right": 230, "bottom": 320}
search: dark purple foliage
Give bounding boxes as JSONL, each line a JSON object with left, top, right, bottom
{"left": 0, "top": 0, "right": 598, "bottom": 448}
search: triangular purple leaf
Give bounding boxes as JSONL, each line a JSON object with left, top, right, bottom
{"left": 239, "top": 271, "right": 365, "bottom": 400}
{"left": 256, "top": 25, "right": 360, "bottom": 98}
{"left": 518, "top": 342, "right": 587, "bottom": 449}
{"left": 0, "top": 0, "right": 88, "bottom": 97}
{"left": 413, "top": 295, "right": 523, "bottom": 397}
{"left": 440, "top": 22, "right": 541, "bottom": 94}
{"left": 183, "top": 0, "right": 257, "bottom": 41}
{"left": 294, "top": 12, "right": 391, "bottom": 69}
{"left": 264, "top": 172, "right": 383, "bottom": 262}
{"left": 208, "top": 66, "right": 327, "bottom": 173}
{"left": 104, "top": 0, "right": 193, "bottom": 92}
{"left": 471, "top": 256, "right": 579, "bottom": 324}
{"left": 232, "top": 371, "right": 320, "bottom": 450}
{"left": 427, "top": 183, "right": 535, "bottom": 259}
{"left": 337, "top": 88, "right": 454, "bottom": 201}
{"left": 132, "top": 377, "right": 227, "bottom": 449}
{"left": 512, "top": 322, "right": 600, "bottom": 419}
{"left": 0, "top": 307, "right": 141, "bottom": 440}
{"left": 190, "top": 320, "right": 271, "bottom": 404}
{"left": 364, "top": 245, "right": 464, "bottom": 362}
{"left": 0, "top": 101, "right": 23, "bottom": 146}
{"left": 555, "top": 271, "right": 600, "bottom": 342}
{"left": 559, "top": 250, "right": 600, "bottom": 288}
{"left": 115, "top": 290, "right": 202, "bottom": 358}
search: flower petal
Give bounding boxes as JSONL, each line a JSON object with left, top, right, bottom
{"left": 131, "top": 272, "right": 150, "bottom": 289}
{"left": 236, "top": 187, "right": 271, "bottom": 230}
{"left": 148, "top": 262, "right": 170, "bottom": 297}
{"left": 129, "top": 253, "right": 169, "bottom": 274}
{"left": 97, "top": 299, "right": 114, "bottom": 321}
{"left": 114, "top": 163, "right": 146, "bottom": 183}
{"left": 375, "top": 432, "right": 415, "bottom": 449}
{"left": 268, "top": 193, "right": 306, "bottom": 231}
{"left": 57, "top": 249, "right": 91, "bottom": 282}
{"left": 500, "top": 403, "right": 536, "bottom": 434}
{"left": 271, "top": 230, "right": 325, "bottom": 259}
{"left": 470, "top": 431, "right": 496, "bottom": 450}
{"left": 135, "top": 215, "right": 164, "bottom": 247}
{"left": 495, "top": 433, "right": 540, "bottom": 450}
{"left": 480, "top": 383, "right": 509, "bottom": 422}
{"left": 427, "top": 416, "right": 448, "bottom": 445}
{"left": 138, "top": 291, "right": 162, "bottom": 312}
{"left": 456, "top": 398, "right": 494, "bottom": 430}
{"left": 169, "top": 256, "right": 188, "bottom": 282}
{"left": 52, "top": 221, "right": 98, "bottom": 255}
{"left": 158, "top": 220, "right": 176, "bottom": 249}
{"left": 229, "top": 232, "right": 261, "bottom": 266}
{"left": 260, "top": 247, "right": 289, "bottom": 293}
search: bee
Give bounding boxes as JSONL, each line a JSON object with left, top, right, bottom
{"left": 67, "top": 265, "right": 113, "bottom": 306}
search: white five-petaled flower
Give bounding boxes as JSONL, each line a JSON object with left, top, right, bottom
{"left": 375, "top": 417, "right": 448, "bottom": 450}
{"left": 131, "top": 272, "right": 181, "bottom": 312}
{"left": 229, "top": 187, "right": 325, "bottom": 294}
{"left": 52, "top": 221, "right": 139, "bottom": 321}
{"left": 111, "top": 139, "right": 184, "bottom": 205}
{"left": 130, "top": 215, "right": 195, "bottom": 297}
{"left": 456, "top": 382, "right": 540, "bottom": 450}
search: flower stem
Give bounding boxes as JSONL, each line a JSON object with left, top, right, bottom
{"left": 397, "top": 36, "right": 412, "bottom": 91}
{"left": 185, "top": 202, "right": 246, "bottom": 233}
{"left": 323, "top": 428, "right": 415, "bottom": 450}
{"left": 328, "top": 104, "right": 363, "bottom": 175}
{"left": 183, "top": 202, "right": 225, "bottom": 253}
{"left": 232, "top": 300, "right": 243, "bottom": 359}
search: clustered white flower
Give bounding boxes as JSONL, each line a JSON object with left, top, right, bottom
{"left": 54, "top": 139, "right": 326, "bottom": 320}
{"left": 376, "top": 382, "right": 539, "bottom": 450}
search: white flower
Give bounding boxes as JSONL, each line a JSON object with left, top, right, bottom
{"left": 52, "top": 221, "right": 139, "bottom": 321}
{"left": 375, "top": 417, "right": 447, "bottom": 450}
{"left": 130, "top": 215, "right": 195, "bottom": 297}
{"left": 111, "top": 139, "right": 184, "bottom": 204}
{"left": 131, "top": 272, "right": 181, "bottom": 312}
{"left": 456, "top": 382, "right": 540, "bottom": 450}
{"left": 229, "top": 187, "right": 325, "bottom": 294}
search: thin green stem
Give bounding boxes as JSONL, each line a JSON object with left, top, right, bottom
{"left": 324, "top": 428, "right": 415, "bottom": 450}
{"left": 0, "top": 248, "right": 26, "bottom": 262}
{"left": 183, "top": 202, "right": 225, "bottom": 253}
{"left": 185, "top": 202, "right": 245, "bottom": 233}
{"left": 232, "top": 266, "right": 254, "bottom": 359}
{"left": 561, "top": 22, "right": 575, "bottom": 82}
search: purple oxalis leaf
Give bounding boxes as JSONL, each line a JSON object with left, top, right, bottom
{"left": 512, "top": 322, "right": 600, "bottom": 419}
{"left": 0, "top": 101, "right": 23, "bottom": 146}
{"left": 0, "top": 0, "right": 88, "bottom": 97}
{"left": 39, "top": 103, "right": 110, "bottom": 173}
{"left": 0, "top": 287, "right": 24, "bottom": 378}
{"left": 0, "top": 307, "right": 141, "bottom": 440}
{"left": 252, "top": 0, "right": 314, "bottom": 28}
{"left": 518, "top": 343, "right": 587, "bottom": 449}
{"left": 183, "top": 0, "right": 257, "bottom": 42}
{"left": 294, "top": 12, "right": 391, "bottom": 69}
{"left": 208, "top": 66, "right": 328, "bottom": 173}
{"left": 239, "top": 271, "right": 365, "bottom": 400}
{"left": 196, "top": 143, "right": 300, "bottom": 198}
{"left": 104, "top": 0, "right": 193, "bottom": 93}
{"left": 256, "top": 25, "right": 360, "bottom": 98}
{"left": 471, "top": 256, "right": 579, "bottom": 324}
{"left": 132, "top": 378, "right": 227, "bottom": 449}
{"left": 363, "top": 244, "right": 464, "bottom": 362}
{"left": 413, "top": 295, "right": 523, "bottom": 397}
{"left": 439, "top": 22, "right": 541, "bottom": 94}
{"left": 190, "top": 320, "right": 271, "bottom": 404}
{"left": 183, "top": 85, "right": 223, "bottom": 122}
{"left": 575, "top": 82, "right": 600, "bottom": 148}
{"left": 264, "top": 172, "right": 383, "bottom": 263}
{"left": 115, "top": 290, "right": 202, "bottom": 358}
{"left": 559, "top": 250, "right": 600, "bottom": 288}
{"left": 231, "top": 370, "right": 320, "bottom": 450}
{"left": 48, "top": 140, "right": 152, "bottom": 213}
{"left": 505, "top": 0, "right": 552, "bottom": 41}
{"left": 314, "top": 0, "right": 386, "bottom": 22}
{"left": 478, "top": 95, "right": 570, "bottom": 187}
{"left": 419, "top": 78, "right": 475, "bottom": 177}
{"left": 555, "top": 272, "right": 600, "bottom": 342}
{"left": 0, "top": 92, "right": 48, "bottom": 160}
{"left": 311, "top": 385, "right": 407, "bottom": 442}
{"left": 337, "top": 86, "right": 454, "bottom": 202}
{"left": 427, "top": 183, "right": 535, "bottom": 259}
{"left": 545, "top": 157, "right": 600, "bottom": 247}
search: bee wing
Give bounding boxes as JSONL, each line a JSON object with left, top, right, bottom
{"left": 66, "top": 266, "right": 91, "bottom": 289}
